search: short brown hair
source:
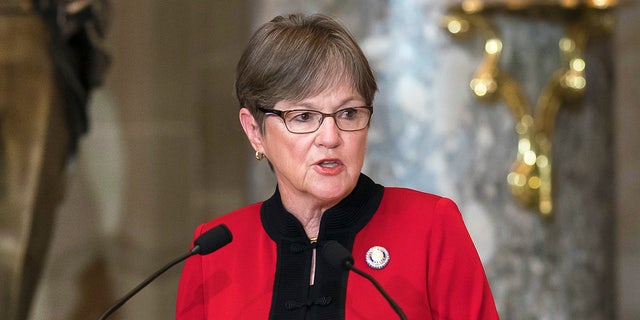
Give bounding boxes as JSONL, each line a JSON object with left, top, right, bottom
{"left": 235, "top": 13, "right": 377, "bottom": 129}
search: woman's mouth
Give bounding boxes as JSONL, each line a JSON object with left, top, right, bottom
{"left": 314, "top": 159, "right": 343, "bottom": 174}
{"left": 318, "top": 160, "right": 340, "bottom": 168}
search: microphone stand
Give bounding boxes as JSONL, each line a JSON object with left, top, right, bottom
{"left": 345, "top": 261, "right": 408, "bottom": 320}
{"left": 321, "top": 240, "right": 408, "bottom": 320}
{"left": 97, "top": 224, "right": 231, "bottom": 319}
{"left": 97, "top": 246, "right": 200, "bottom": 320}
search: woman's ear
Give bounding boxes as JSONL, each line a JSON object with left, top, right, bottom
{"left": 239, "top": 108, "right": 263, "bottom": 152}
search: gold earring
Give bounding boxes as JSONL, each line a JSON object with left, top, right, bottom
{"left": 255, "top": 151, "right": 264, "bottom": 161}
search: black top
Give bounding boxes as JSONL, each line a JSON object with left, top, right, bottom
{"left": 260, "top": 174, "right": 384, "bottom": 320}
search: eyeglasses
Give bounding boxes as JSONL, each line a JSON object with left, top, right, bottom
{"left": 258, "top": 106, "right": 373, "bottom": 134}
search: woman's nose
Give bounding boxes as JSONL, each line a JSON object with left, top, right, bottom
{"left": 315, "top": 116, "right": 341, "bottom": 148}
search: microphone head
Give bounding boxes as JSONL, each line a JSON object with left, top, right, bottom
{"left": 321, "top": 240, "right": 354, "bottom": 270}
{"left": 193, "top": 224, "right": 232, "bottom": 255}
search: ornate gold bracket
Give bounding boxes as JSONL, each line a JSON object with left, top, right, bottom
{"left": 442, "top": 1, "right": 616, "bottom": 217}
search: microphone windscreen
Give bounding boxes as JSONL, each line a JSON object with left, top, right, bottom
{"left": 321, "top": 240, "right": 354, "bottom": 270}
{"left": 193, "top": 224, "right": 233, "bottom": 255}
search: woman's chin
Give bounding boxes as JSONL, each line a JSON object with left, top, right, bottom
{"left": 308, "top": 180, "right": 355, "bottom": 203}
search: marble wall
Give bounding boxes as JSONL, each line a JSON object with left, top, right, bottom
{"left": 26, "top": 1, "right": 638, "bottom": 319}
{"left": 252, "top": 1, "right": 618, "bottom": 318}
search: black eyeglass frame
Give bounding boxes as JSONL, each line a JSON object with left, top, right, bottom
{"left": 257, "top": 106, "right": 373, "bottom": 134}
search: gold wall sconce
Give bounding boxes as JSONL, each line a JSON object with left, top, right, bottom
{"left": 442, "top": 0, "right": 616, "bottom": 217}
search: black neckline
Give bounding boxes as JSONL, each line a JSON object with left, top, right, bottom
{"left": 260, "top": 173, "right": 384, "bottom": 320}
{"left": 261, "top": 173, "right": 383, "bottom": 244}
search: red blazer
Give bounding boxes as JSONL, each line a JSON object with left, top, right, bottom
{"left": 176, "top": 175, "right": 499, "bottom": 319}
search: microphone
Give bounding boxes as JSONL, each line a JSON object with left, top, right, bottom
{"left": 98, "top": 224, "right": 232, "bottom": 320}
{"left": 321, "top": 240, "right": 407, "bottom": 320}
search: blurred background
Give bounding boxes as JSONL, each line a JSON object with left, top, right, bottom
{"left": 1, "top": 0, "right": 637, "bottom": 319}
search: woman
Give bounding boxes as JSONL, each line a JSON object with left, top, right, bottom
{"left": 176, "top": 13, "right": 499, "bottom": 319}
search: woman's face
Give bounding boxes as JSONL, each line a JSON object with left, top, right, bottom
{"left": 248, "top": 80, "right": 369, "bottom": 209}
